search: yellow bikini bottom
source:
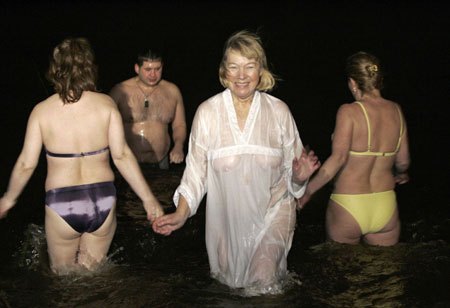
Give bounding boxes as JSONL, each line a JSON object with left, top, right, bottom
{"left": 330, "top": 190, "right": 396, "bottom": 234}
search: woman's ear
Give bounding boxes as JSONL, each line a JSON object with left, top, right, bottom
{"left": 348, "top": 78, "right": 356, "bottom": 88}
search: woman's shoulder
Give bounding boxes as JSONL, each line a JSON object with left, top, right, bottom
{"left": 382, "top": 98, "right": 402, "bottom": 110}
{"left": 334, "top": 102, "right": 362, "bottom": 122}
{"left": 32, "top": 94, "right": 60, "bottom": 113}
{"left": 84, "top": 90, "right": 113, "bottom": 99}
{"left": 260, "top": 92, "right": 288, "bottom": 110}
{"left": 199, "top": 90, "right": 226, "bottom": 108}
{"left": 84, "top": 91, "right": 117, "bottom": 107}
{"left": 339, "top": 101, "right": 364, "bottom": 113}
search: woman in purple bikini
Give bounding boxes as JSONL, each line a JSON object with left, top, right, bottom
{"left": 0, "top": 38, "right": 164, "bottom": 273}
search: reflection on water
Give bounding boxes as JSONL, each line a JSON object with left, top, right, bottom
{"left": 0, "top": 165, "right": 449, "bottom": 307}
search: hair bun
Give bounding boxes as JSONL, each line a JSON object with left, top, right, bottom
{"left": 366, "top": 64, "right": 378, "bottom": 77}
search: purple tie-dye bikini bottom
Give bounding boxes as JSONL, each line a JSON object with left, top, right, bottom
{"left": 45, "top": 181, "right": 116, "bottom": 233}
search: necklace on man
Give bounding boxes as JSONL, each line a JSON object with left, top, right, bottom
{"left": 136, "top": 79, "right": 150, "bottom": 108}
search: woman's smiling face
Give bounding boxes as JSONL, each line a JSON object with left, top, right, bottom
{"left": 225, "top": 49, "right": 260, "bottom": 101}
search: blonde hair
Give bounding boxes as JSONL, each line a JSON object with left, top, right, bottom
{"left": 46, "top": 37, "right": 97, "bottom": 104}
{"left": 346, "top": 51, "right": 383, "bottom": 93}
{"left": 219, "top": 30, "right": 276, "bottom": 92}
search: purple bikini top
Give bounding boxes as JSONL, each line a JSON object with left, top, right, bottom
{"left": 45, "top": 146, "right": 110, "bottom": 158}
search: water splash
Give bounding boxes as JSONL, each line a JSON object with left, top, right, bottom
{"left": 13, "top": 223, "right": 47, "bottom": 271}
{"left": 0, "top": 290, "right": 12, "bottom": 308}
{"left": 233, "top": 271, "right": 303, "bottom": 297}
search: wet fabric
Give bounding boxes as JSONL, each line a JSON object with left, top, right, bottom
{"left": 174, "top": 89, "right": 306, "bottom": 288}
{"left": 45, "top": 181, "right": 116, "bottom": 233}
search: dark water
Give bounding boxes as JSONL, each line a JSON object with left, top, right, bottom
{"left": 1, "top": 1, "right": 449, "bottom": 307}
{"left": 0, "top": 165, "right": 449, "bottom": 308}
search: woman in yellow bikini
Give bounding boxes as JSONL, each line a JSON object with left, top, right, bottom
{"left": 298, "top": 52, "right": 410, "bottom": 246}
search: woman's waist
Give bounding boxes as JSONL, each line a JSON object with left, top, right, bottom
{"left": 333, "top": 179, "right": 396, "bottom": 194}
{"left": 45, "top": 168, "right": 114, "bottom": 191}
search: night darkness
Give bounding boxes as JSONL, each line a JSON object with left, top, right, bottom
{"left": 1, "top": 0, "right": 449, "bottom": 307}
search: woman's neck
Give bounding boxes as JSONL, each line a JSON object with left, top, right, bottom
{"left": 359, "top": 89, "right": 381, "bottom": 102}
{"left": 231, "top": 93, "right": 254, "bottom": 108}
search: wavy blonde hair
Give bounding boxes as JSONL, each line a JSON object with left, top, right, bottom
{"left": 219, "top": 30, "right": 276, "bottom": 92}
{"left": 46, "top": 37, "right": 97, "bottom": 104}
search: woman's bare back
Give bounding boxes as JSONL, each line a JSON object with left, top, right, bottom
{"left": 36, "top": 91, "right": 116, "bottom": 190}
{"left": 334, "top": 97, "right": 406, "bottom": 193}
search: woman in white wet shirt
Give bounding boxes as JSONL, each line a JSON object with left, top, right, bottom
{"left": 153, "top": 30, "right": 320, "bottom": 291}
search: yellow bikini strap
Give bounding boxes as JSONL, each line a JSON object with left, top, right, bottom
{"left": 355, "top": 101, "right": 371, "bottom": 151}
{"left": 394, "top": 105, "right": 404, "bottom": 152}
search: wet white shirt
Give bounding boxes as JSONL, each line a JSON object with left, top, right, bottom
{"left": 174, "top": 89, "right": 306, "bottom": 289}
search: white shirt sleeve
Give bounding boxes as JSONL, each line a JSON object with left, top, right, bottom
{"left": 173, "top": 104, "right": 209, "bottom": 217}
{"left": 281, "top": 104, "right": 307, "bottom": 199}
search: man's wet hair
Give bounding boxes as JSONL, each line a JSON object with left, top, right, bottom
{"left": 137, "top": 49, "right": 164, "bottom": 66}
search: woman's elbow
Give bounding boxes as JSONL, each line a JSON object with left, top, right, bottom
{"left": 395, "top": 156, "right": 410, "bottom": 172}
{"left": 112, "top": 153, "right": 127, "bottom": 166}
{"left": 17, "top": 160, "right": 38, "bottom": 175}
{"left": 112, "top": 146, "right": 135, "bottom": 165}
{"left": 332, "top": 152, "right": 348, "bottom": 168}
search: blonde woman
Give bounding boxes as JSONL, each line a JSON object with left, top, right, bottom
{"left": 298, "top": 52, "right": 410, "bottom": 246}
{"left": 154, "top": 30, "right": 320, "bottom": 290}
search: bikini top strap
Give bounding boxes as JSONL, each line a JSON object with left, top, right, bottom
{"left": 394, "top": 105, "right": 404, "bottom": 153}
{"left": 355, "top": 101, "right": 371, "bottom": 151}
{"left": 45, "top": 146, "right": 110, "bottom": 158}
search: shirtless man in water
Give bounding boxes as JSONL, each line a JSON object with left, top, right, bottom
{"left": 110, "top": 49, "right": 186, "bottom": 169}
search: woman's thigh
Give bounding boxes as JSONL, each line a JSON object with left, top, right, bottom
{"left": 78, "top": 205, "right": 117, "bottom": 269}
{"left": 363, "top": 207, "right": 400, "bottom": 246}
{"left": 45, "top": 206, "right": 81, "bottom": 272}
{"left": 326, "top": 199, "right": 362, "bottom": 244}
{"left": 248, "top": 201, "right": 295, "bottom": 284}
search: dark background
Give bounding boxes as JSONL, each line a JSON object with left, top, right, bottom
{"left": 1, "top": 0, "right": 449, "bottom": 225}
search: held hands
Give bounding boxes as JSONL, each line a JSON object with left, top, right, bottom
{"left": 144, "top": 199, "right": 165, "bottom": 224}
{"left": 296, "top": 191, "right": 311, "bottom": 211}
{"left": 395, "top": 172, "right": 409, "bottom": 185}
{"left": 292, "top": 149, "right": 321, "bottom": 185}
{"left": 0, "top": 195, "right": 16, "bottom": 219}
{"left": 152, "top": 201, "right": 190, "bottom": 236}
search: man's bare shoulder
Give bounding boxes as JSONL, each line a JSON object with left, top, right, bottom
{"left": 121, "top": 77, "right": 139, "bottom": 86}
{"left": 109, "top": 78, "right": 138, "bottom": 103}
{"left": 110, "top": 78, "right": 137, "bottom": 92}
{"left": 159, "top": 80, "right": 181, "bottom": 94}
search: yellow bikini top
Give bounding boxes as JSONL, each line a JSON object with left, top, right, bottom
{"left": 349, "top": 101, "right": 403, "bottom": 157}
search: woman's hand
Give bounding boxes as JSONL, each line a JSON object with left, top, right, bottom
{"left": 292, "top": 149, "right": 321, "bottom": 185}
{"left": 395, "top": 172, "right": 409, "bottom": 185}
{"left": 143, "top": 199, "right": 165, "bottom": 224}
{"left": 152, "top": 199, "right": 190, "bottom": 235}
{"left": 296, "top": 191, "right": 311, "bottom": 211}
{"left": 0, "top": 196, "right": 16, "bottom": 219}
